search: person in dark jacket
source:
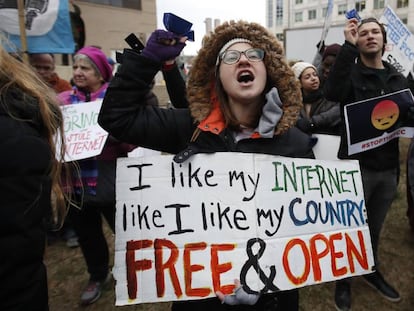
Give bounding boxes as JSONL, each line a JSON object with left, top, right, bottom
{"left": 324, "top": 17, "right": 410, "bottom": 311}
{"left": 98, "top": 20, "right": 314, "bottom": 311}
{"left": 291, "top": 61, "right": 341, "bottom": 136}
{"left": 0, "top": 42, "right": 68, "bottom": 310}
{"left": 58, "top": 46, "right": 137, "bottom": 306}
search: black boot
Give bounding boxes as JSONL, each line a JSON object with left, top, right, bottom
{"left": 334, "top": 279, "right": 351, "bottom": 311}
{"left": 363, "top": 270, "right": 400, "bottom": 302}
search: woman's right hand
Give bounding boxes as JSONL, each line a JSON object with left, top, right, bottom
{"left": 216, "top": 279, "right": 260, "bottom": 306}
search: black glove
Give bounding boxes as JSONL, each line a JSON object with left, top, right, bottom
{"left": 316, "top": 40, "right": 325, "bottom": 54}
{"left": 296, "top": 118, "right": 315, "bottom": 133}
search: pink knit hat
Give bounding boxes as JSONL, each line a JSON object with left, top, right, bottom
{"left": 76, "top": 46, "right": 113, "bottom": 82}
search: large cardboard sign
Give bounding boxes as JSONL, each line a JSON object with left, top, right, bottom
{"left": 380, "top": 6, "right": 414, "bottom": 77}
{"left": 60, "top": 99, "right": 108, "bottom": 162}
{"left": 344, "top": 89, "right": 414, "bottom": 155}
{"left": 114, "top": 153, "right": 374, "bottom": 306}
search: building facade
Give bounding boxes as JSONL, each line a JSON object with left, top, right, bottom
{"left": 65, "top": 0, "right": 156, "bottom": 61}
{"left": 266, "top": 0, "right": 414, "bottom": 41}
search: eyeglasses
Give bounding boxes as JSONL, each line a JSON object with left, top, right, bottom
{"left": 219, "top": 48, "right": 265, "bottom": 65}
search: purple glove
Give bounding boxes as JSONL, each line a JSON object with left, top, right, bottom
{"left": 142, "top": 30, "right": 186, "bottom": 62}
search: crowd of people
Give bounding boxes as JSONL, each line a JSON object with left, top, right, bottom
{"left": 1, "top": 12, "right": 414, "bottom": 311}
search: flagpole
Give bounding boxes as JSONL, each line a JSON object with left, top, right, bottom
{"left": 17, "top": 0, "right": 29, "bottom": 63}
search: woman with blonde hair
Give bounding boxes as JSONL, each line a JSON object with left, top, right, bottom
{"left": 0, "top": 43, "right": 68, "bottom": 310}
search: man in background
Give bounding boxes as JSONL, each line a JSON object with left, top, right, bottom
{"left": 29, "top": 53, "right": 72, "bottom": 93}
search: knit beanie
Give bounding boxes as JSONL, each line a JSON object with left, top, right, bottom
{"left": 322, "top": 43, "right": 341, "bottom": 61}
{"left": 76, "top": 46, "right": 113, "bottom": 82}
{"left": 291, "top": 62, "right": 316, "bottom": 79}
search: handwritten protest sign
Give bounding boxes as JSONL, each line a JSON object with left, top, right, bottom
{"left": 59, "top": 99, "right": 108, "bottom": 162}
{"left": 380, "top": 6, "right": 414, "bottom": 77}
{"left": 344, "top": 89, "right": 414, "bottom": 155}
{"left": 114, "top": 153, "right": 374, "bottom": 306}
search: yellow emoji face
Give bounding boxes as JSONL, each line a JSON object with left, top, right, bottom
{"left": 371, "top": 100, "right": 400, "bottom": 130}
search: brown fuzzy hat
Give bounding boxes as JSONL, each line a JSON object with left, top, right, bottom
{"left": 187, "top": 20, "right": 302, "bottom": 135}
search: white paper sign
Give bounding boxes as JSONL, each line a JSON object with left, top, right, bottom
{"left": 114, "top": 153, "right": 374, "bottom": 306}
{"left": 60, "top": 99, "right": 108, "bottom": 162}
{"left": 312, "top": 134, "right": 340, "bottom": 160}
{"left": 380, "top": 6, "right": 414, "bottom": 77}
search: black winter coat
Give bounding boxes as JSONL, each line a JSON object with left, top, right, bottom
{"left": 0, "top": 89, "right": 51, "bottom": 311}
{"left": 98, "top": 49, "right": 315, "bottom": 311}
{"left": 324, "top": 41, "right": 410, "bottom": 170}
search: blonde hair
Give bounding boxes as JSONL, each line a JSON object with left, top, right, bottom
{"left": 0, "top": 42, "right": 70, "bottom": 227}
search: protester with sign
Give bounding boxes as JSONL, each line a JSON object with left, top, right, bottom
{"left": 324, "top": 17, "right": 412, "bottom": 311}
{"left": 0, "top": 41, "right": 68, "bottom": 310}
{"left": 99, "top": 20, "right": 315, "bottom": 310}
{"left": 58, "top": 46, "right": 136, "bottom": 305}
{"left": 291, "top": 61, "right": 341, "bottom": 136}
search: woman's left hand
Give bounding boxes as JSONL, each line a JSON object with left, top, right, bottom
{"left": 216, "top": 279, "right": 260, "bottom": 305}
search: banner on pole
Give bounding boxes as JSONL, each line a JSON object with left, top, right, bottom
{"left": 0, "top": 0, "right": 75, "bottom": 53}
{"left": 380, "top": 6, "right": 414, "bottom": 77}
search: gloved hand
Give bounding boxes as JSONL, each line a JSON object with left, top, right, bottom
{"left": 216, "top": 279, "right": 260, "bottom": 306}
{"left": 316, "top": 40, "right": 325, "bottom": 54}
{"left": 296, "top": 118, "right": 314, "bottom": 133}
{"left": 142, "top": 30, "right": 186, "bottom": 63}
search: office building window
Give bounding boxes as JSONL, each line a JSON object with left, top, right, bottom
{"left": 267, "top": 0, "right": 273, "bottom": 27}
{"left": 295, "top": 0, "right": 303, "bottom": 4}
{"left": 308, "top": 9, "right": 317, "bottom": 20}
{"left": 373, "top": 0, "right": 385, "bottom": 9}
{"left": 276, "top": 0, "right": 283, "bottom": 26}
{"left": 338, "top": 4, "right": 347, "bottom": 15}
{"left": 295, "top": 12, "right": 303, "bottom": 22}
{"left": 81, "top": 0, "right": 142, "bottom": 10}
{"left": 356, "top": 1, "right": 366, "bottom": 11}
{"left": 397, "top": 0, "right": 409, "bottom": 8}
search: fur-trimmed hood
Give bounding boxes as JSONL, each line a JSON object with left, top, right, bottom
{"left": 187, "top": 20, "right": 302, "bottom": 135}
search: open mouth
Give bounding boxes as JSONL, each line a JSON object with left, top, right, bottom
{"left": 237, "top": 71, "right": 254, "bottom": 83}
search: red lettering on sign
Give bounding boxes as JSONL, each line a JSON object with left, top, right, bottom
{"left": 154, "top": 239, "right": 182, "bottom": 298}
{"left": 126, "top": 239, "right": 153, "bottom": 299}
{"left": 211, "top": 244, "right": 235, "bottom": 294}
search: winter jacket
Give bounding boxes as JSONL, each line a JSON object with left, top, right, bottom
{"left": 0, "top": 88, "right": 50, "bottom": 311}
{"left": 299, "top": 90, "right": 341, "bottom": 135}
{"left": 324, "top": 40, "right": 410, "bottom": 170}
{"left": 98, "top": 49, "right": 315, "bottom": 311}
{"left": 45, "top": 72, "right": 72, "bottom": 94}
{"left": 99, "top": 50, "right": 314, "bottom": 160}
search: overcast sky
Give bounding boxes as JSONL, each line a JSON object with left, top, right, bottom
{"left": 156, "top": 0, "right": 266, "bottom": 55}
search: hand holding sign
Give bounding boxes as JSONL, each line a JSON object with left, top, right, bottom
{"left": 216, "top": 279, "right": 260, "bottom": 306}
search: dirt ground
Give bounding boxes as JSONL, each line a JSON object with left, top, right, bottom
{"left": 46, "top": 138, "right": 414, "bottom": 311}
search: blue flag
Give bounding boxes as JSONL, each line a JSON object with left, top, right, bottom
{"left": 0, "top": 0, "right": 75, "bottom": 53}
